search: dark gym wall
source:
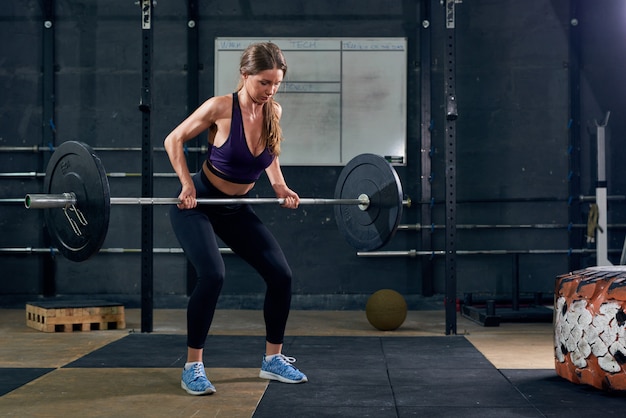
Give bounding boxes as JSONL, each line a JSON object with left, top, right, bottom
{"left": 577, "top": 1, "right": 626, "bottom": 224}
{"left": 1, "top": 1, "right": 624, "bottom": 310}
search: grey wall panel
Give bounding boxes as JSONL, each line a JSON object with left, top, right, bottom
{"left": 2, "top": 0, "right": 625, "bottom": 309}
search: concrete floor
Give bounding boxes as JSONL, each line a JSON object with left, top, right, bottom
{"left": 0, "top": 308, "right": 556, "bottom": 417}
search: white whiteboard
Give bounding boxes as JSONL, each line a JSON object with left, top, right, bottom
{"left": 215, "top": 38, "right": 407, "bottom": 165}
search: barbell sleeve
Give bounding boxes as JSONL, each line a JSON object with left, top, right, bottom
{"left": 25, "top": 193, "right": 77, "bottom": 209}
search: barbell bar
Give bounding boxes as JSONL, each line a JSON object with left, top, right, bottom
{"left": 23, "top": 141, "right": 407, "bottom": 261}
{"left": 25, "top": 193, "right": 372, "bottom": 209}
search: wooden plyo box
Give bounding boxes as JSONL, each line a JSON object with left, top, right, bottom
{"left": 26, "top": 300, "right": 125, "bottom": 333}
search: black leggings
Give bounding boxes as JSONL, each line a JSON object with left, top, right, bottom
{"left": 169, "top": 169, "right": 292, "bottom": 349}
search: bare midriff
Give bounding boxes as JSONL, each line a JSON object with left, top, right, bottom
{"left": 202, "top": 160, "right": 256, "bottom": 196}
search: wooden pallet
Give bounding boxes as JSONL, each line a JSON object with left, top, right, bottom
{"left": 26, "top": 300, "right": 125, "bottom": 333}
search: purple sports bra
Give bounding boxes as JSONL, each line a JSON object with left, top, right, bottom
{"left": 207, "top": 93, "right": 275, "bottom": 184}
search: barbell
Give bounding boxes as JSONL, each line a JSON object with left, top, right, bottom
{"left": 23, "top": 141, "right": 407, "bottom": 262}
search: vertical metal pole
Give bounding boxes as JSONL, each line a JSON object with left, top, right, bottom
{"left": 512, "top": 254, "right": 519, "bottom": 311}
{"left": 42, "top": 1, "right": 55, "bottom": 149}
{"left": 444, "top": 0, "right": 458, "bottom": 335}
{"left": 420, "top": 0, "right": 434, "bottom": 297}
{"left": 139, "top": 0, "right": 154, "bottom": 333}
{"left": 568, "top": 0, "right": 582, "bottom": 271}
{"left": 186, "top": 0, "right": 200, "bottom": 296}
{"left": 595, "top": 112, "right": 611, "bottom": 266}
{"left": 41, "top": 0, "right": 56, "bottom": 297}
{"left": 187, "top": 0, "right": 199, "bottom": 119}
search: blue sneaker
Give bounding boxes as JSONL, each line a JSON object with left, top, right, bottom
{"left": 181, "top": 362, "right": 216, "bottom": 395}
{"left": 259, "top": 354, "right": 308, "bottom": 384}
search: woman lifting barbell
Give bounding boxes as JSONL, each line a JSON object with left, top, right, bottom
{"left": 164, "top": 42, "right": 307, "bottom": 396}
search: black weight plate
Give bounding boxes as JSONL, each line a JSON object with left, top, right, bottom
{"left": 44, "top": 141, "right": 110, "bottom": 262}
{"left": 334, "top": 154, "right": 403, "bottom": 251}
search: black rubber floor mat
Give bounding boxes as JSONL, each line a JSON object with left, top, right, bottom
{"left": 64, "top": 334, "right": 283, "bottom": 368}
{"left": 0, "top": 368, "right": 54, "bottom": 396}
{"left": 252, "top": 336, "right": 574, "bottom": 418}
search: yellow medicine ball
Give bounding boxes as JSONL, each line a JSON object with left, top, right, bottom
{"left": 365, "top": 289, "right": 407, "bottom": 331}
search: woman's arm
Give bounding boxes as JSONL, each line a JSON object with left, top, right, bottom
{"left": 266, "top": 157, "right": 300, "bottom": 209}
{"left": 164, "top": 96, "right": 229, "bottom": 208}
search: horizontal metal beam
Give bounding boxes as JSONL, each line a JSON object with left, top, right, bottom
{"left": 415, "top": 196, "right": 626, "bottom": 204}
{"left": 579, "top": 194, "right": 626, "bottom": 202}
{"left": 356, "top": 248, "right": 622, "bottom": 257}
{"left": 0, "top": 145, "right": 209, "bottom": 153}
{"left": 3, "top": 246, "right": 620, "bottom": 258}
{"left": 0, "top": 172, "right": 180, "bottom": 178}
{"left": 397, "top": 223, "right": 626, "bottom": 230}
{"left": 0, "top": 198, "right": 27, "bottom": 204}
{"left": 0, "top": 247, "right": 233, "bottom": 255}
{"left": 0, "top": 172, "right": 45, "bottom": 178}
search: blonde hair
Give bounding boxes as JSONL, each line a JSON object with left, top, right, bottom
{"left": 236, "top": 42, "right": 287, "bottom": 156}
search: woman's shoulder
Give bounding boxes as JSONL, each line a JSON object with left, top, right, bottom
{"left": 271, "top": 99, "right": 282, "bottom": 118}
{"left": 206, "top": 93, "right": 233, "bottom": 109}
{"left": 198, "top": 94, "right": 233, "bottom": 120}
